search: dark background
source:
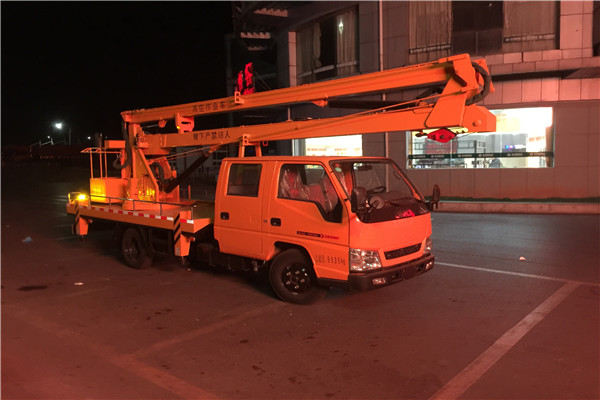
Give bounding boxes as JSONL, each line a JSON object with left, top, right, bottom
{"left": 2, "top": 1, "right": 233, "bottom": 146}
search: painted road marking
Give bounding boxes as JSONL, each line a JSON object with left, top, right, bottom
{"left": 5, "top": 306, "right": 220, "bottom": 400}
{"left": 55, "top": 236, "right": 78, "bottom": 241}
{"left": 438, "top": 261, "right": 600, "bottom": 287}
{"left": 132, "top": 302, "right": 285, "bottom": 358}
{"left": 429, "top": 264, "right": 583, "bottom": 400}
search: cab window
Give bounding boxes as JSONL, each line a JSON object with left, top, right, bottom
{"left": 227, "top": 164, "right": 262, "bottom": 197}
{"left": 278, "top": 164, "right": 342, "bottom": 223}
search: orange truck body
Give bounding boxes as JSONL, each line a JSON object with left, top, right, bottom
{"left": 213, "top": 157, "right": 434, "bottom": 290}
{"left": 67, "top": 155, "right": 434, "bottom": 302}
{"left": 66, "top": 54, "right": 495, "bottom": 303}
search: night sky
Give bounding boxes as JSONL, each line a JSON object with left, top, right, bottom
{"left": 2, "top": 1, "right": 233, "bottom": 146}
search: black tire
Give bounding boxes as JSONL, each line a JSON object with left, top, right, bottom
{"left": 269, "top": 249, "right": 327, "bottom": 304}
{"left": 121, "top": 227, "right": 152, "bottom": 269}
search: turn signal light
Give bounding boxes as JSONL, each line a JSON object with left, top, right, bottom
{"left": 68, "top": 192, "right": 88, "bottom": 203}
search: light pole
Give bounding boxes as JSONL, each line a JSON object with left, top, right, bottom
{"left": 53, "top": 122, "right": 71, "bottom": 145}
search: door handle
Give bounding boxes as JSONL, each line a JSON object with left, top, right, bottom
{"left": 220, "top": 212, "right": 229, "bottom": 220}
{"left": 270, "top": 217, "right": 281, "bottom": 227}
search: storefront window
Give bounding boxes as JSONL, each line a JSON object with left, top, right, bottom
{"left": 408, "top": 107, "right": 554, "bottom": 169}
{"left": 304, "top": 135, "right": 362, "bottom": 156}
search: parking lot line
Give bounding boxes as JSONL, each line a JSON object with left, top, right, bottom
{"left": 132, "top": 302, "right": 285, "bottom": 359}
{"left": 55, "top": 236, "right": 78, "bottom": 241}
{"left": 429, "top": 277, "right": 580, "bottom": 400}
{"left": 5, "top": 306, "right": 221, "bottom": 400}
{"left": 54, "top": 224, "right": 73, "bottom": 228}
{"left": 438, "top": 261, "right": 599, "bottom": 287}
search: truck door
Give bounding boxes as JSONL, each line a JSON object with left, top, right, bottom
{"left": 214, "top": 162, "right": 264, "bottom": 259}
{"left": 266, "top": 163, "right": 349, "bottom": 281}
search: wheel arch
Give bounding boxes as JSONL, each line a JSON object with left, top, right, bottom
{"left": 115, "top": 223, "right": 152, "bottom": 248}
{"left": 269, "top": 241, "right": 313, "bottom": 266}
{"left": 268, "top": 245, "right": 327, "bottom": 304}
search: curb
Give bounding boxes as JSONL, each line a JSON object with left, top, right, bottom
{"left": 436, "top": 202, "right": 600, "bottom": 214}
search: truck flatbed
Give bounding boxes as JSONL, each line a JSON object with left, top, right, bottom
{"left": 66, "top": 199, "right": 214, "bottom": 234}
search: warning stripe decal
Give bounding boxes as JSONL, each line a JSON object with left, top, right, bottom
{"left": 80, "top": 205, "right": 176, "bottom": 221}
{"left": 77, "top": 205, "right": 198, "bottom": 233}
{"left": 74, "top": 201, "right": 80, "bottom": 232}
{"left": 173, "top": 213, "right": 181, "bottom": 246}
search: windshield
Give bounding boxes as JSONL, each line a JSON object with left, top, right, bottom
{"left": 330, "top": 159, "right": 428, "bottom": 223}
{"left": 330, "top": 160, "right": 422, "bottom": 199}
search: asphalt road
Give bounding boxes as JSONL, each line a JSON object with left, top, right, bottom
{"left": 2, "top": 164, "right": 599, "bottom": 400}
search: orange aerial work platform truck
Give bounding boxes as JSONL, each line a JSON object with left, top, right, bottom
{"left": 66, "top": 54, "right": 495, "bottom": 304}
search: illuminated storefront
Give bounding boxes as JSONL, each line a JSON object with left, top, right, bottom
{"left": 303, "top": 135, "right": 362, "bottom": 156}
{"left": 233, "top": 1, "right": 599, "bottom": 199}
{"left": 408, "top": 107, "right": 554, "bottom": 169}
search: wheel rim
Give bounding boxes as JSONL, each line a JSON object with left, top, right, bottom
{"left": 124, "top": 237, "right": 141, "bottom": 263}
{"left": 281, "top": 263, "right": 312, "bottom": 293}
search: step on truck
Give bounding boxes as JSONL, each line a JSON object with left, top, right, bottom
{"left": 66, "top": 54, "right": 495, "bottom": 304}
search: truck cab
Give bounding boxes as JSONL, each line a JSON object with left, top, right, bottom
{"left": 213, "top": 156, "right": 436, "bottom": 304}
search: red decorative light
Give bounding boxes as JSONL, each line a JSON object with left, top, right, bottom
{"left": 427, "top": 128, "right": 456, "bottom": 143}
{"left": 401, "top": 210, "right": 415, "bottom": 218}
{"left": 244, "top": 63, "right": 254, "bottom": 93}
{"left": 235, "top": 62, "right": 255, "bottom": 94}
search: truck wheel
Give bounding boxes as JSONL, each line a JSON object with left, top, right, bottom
{"left": 121, "top": 227, "right": 152, "bottom": 269}
{"left": 269, "top": 249, "right": 327, "bottom": 304}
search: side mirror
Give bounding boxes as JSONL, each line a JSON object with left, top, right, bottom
{"left": 427, "top": 184, "right": 441, "bottom": 211}
{"left": 350, "top": 187, "right": 367, "bottom": 213}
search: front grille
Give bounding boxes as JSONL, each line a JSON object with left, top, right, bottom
{"left": 384, "top": 244, "right": 421, "bottom": 260}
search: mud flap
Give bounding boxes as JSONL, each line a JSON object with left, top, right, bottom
{"left": 72, "top": 200, "right": 89, "bottom": 236}
{"left": 173, "top": 210, "right": 192, "bottom": 257}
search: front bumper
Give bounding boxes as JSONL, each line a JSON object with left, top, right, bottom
{"left": 347, "top": 254, "right": 435, "bottom": 291}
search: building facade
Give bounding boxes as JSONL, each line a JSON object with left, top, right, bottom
{"left": 231, "top": 1, "right": 600, "bottom": 200}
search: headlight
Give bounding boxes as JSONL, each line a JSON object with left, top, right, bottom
{"left": 424, "top": 236, "right": 432, "bottom": 255}
{"left": 349, "top": 248, "right": 382, "bottom": 272}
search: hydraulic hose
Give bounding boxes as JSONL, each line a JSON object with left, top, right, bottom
{"left": 151, "top": 161, "right": 165, "bottom": 185}
{"left": 465, "top": 61, "right": 492, "bottom": 106}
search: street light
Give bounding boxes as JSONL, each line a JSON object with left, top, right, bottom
{"left": 53, "top": 122, "right": 71, "bottom": 145}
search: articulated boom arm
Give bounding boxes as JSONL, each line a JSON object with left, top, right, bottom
{"left": 147, "top": 97, "right": 495, "bottom": 151}
{"left": 121, "top": 53, "right": 495, "bottom": 138}
{"left": 102, "top": 54, "right": 495, "bottom": 205}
